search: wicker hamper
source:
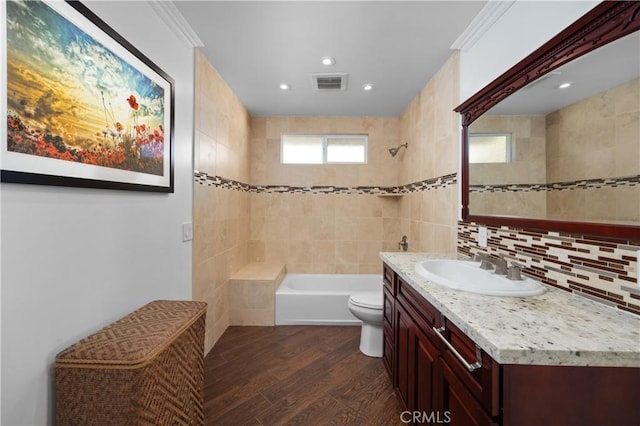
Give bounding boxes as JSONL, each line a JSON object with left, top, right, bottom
{"left": 55, "top": 300, "right": 207, "bottom": 426}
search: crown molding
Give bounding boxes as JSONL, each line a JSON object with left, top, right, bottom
{"left": 148, "top": 1, "right": 204, "bottom": 48}
{"left": 451, "top": 0, "right": 515, "bottom": 52}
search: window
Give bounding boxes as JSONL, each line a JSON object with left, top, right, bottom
{"left": 469, "top": 133, "right": 514, "bottom": 163}
{"left": 281, "top": 134, "right": 367, "bottom": 164}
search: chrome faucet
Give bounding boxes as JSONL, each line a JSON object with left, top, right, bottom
{"left": 473, "top": 253, "right": 508, "bottom": 275}
{"left": 398, "top": 235, "right": 408, "bottom": 252}
{"left": 506, "top": 262, "right": 525, "bottom": 281}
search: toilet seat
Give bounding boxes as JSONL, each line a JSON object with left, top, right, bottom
{"left": 349, "top": 291, "right": 383, "bottom": 310}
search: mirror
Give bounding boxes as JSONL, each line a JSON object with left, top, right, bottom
{"left": 456, "top": 2, "right": 640, "bottom": 240}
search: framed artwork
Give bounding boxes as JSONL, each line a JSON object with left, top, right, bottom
{"left": 2, "top": 0, "right": 175, "bottom": 192}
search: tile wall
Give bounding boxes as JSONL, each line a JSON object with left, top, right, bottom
{"left": 458, "top": 223, "right": 640, "bottom": 315}
{"left": 397, "top": 52, "right": 461, "bottom": 254}
{"left": 546, "top": 78, "right": 639, "bottom": 222}
{"left": 193, "top": 50, "right": 251, "bottom": 352}
{"left": 469, "top": 115, "right": 547, "bottom": 217}
{"left": 248, "top": 116, "right": 402, "bottom": 274}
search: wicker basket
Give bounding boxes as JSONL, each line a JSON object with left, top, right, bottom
{"left": 55, "top": 300, "right": 207, "bottom": 426}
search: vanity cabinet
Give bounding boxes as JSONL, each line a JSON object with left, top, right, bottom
{"left": 386, "top": 269, "right": 496, "bottom": 424}
{"left": 382, "top": 264, "right": 395, "bottom": 379}
{"left": 383, "top": 263, "right": 640, "bottom": 426}
{"left": 395, "top": 287, "right": 440, "bottom": 415}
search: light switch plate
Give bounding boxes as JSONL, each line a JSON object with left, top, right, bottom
{"left": 478, "top": 226, "right": 488, "bottom": 247}
{"left": 182, "top": 222, "right": 193, "bottom": 242}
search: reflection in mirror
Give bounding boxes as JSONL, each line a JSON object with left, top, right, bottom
{"left": 468, "top": 31, "right": 639, "bottom": 225}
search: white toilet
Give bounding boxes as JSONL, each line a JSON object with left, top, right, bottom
{"left": 348, "top": 291, "right": 384, "bottom": 357}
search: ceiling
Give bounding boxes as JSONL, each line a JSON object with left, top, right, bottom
{"left": 173, "top": 1, "right": 487, "bottom": 117}
{"left": 488, "top": 31, "right": 640, "bottom": 116}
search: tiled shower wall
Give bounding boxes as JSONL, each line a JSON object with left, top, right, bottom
{"left": 397, "top": 52, "right": 460, "bottom": 254}
{"left": 248, "top": 116, "right": 402, "bottom": 274}
{"left": 193, "top": 50, "right": 251, "bottom": 352}
{"left": 458, "top": 222, "right": 640, "bottom": 315}
{"left": 469, "top": 115, "right": 547, "bottom": 218}
{"left": 246, "top": 52, "right": 462, "bottom": 269}
{"left": 546, "top": 78, "right": 639, "bottom": 222}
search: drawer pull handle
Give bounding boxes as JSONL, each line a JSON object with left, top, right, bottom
{"left": 432, "top": 326, "right": 482, "bottom": 372}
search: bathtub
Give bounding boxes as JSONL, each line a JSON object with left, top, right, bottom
{"left": 275, "top": 274, "right": 383, "bottom": 325}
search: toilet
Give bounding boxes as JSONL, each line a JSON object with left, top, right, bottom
{"left": 348, "top": 291, "right": 384, "bottom": 357}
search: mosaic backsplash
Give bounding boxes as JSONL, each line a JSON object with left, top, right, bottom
{"left": 458, "top": 222, "right": 640, "bottom": 316}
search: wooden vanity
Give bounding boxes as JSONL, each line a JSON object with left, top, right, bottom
{"left": 382, "top": 259, "right": 640, "bottom": 426}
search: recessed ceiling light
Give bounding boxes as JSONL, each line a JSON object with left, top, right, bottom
{"left": 558, "top": 82, "right": 572, "bottom": 89}
{"left": 279, "top": 83, "right": 290, "bottom": 90}
{"left": 321, "top": 56, "right": 335, "bottom": 66}
{"left": 363, "top": 84, "right": 375, "bottom": 91}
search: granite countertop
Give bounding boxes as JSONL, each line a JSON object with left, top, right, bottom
{"left": 380, "top": 252, "right": 640, "bottom": 367}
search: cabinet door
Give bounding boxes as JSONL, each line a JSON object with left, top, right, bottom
{"left": 382, "top": 286, "right": 395, "bottom": 381}
{"left": 441, "top": 358, "right": 497, "bottom": 426}
{"left": 412, "top": 319, "right": 439, "bottom": 416}
{"left": 396, "top": 303, "right": 440, "bottom": 417}
{"left": 395, "top": 303, "right": 411, "bottom": 411}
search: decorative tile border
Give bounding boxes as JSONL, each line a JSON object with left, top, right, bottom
{"left": 457, "top": 222, "right": 640, "bottom": 316}
{"left": 194, "top": 172, "right": 250, "bottom": 191}
{"left": 195, "top": 169, "right": 640, "bottom": 315}
{"left": 194, "top": 171, "right": 457, "bottom": 195}
{"left": 470, "top": 174, "right": 639, "bottom": 193}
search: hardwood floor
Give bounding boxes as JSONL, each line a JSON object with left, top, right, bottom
{"left": 203, "top": 325, "right": 404, "bottom": 425}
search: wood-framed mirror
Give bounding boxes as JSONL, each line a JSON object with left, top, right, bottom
{"left": 455, "top": 1, "right": 640, "bottom": 240}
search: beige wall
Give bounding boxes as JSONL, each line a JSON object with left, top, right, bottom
{"left": 469, "top": 115, "right": 547, "bottom": 185}
{"left": 546, "top": 78, "right": 639, "bottom": 222}
{"left": 397, "top": 52, "right": 460, "bottom": 254}
{"left": 546, "top": 78, "right": 639, "bottom": 181}
{"left": 193, "top": 50, "right": 251, "bottom": 352}
{"left": 249, "top": 117, "right": 401, "bottom": 274}
{"left": 468, "top": 114, "right": 547, "bottom": 217}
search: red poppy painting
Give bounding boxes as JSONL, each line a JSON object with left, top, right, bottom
{"left": 2, "top": 0, "right": 174, "bottom": 192}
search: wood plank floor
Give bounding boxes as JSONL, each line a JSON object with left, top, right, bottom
{"left": 203, "top": 325, "right": 404, "bottom": 426}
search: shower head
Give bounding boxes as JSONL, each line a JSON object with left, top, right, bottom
{"left": 388, "top": 143, "right": 408, "bottom": 157}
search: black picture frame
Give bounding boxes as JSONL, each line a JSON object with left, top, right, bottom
{"left": 3, "top": 0, "right": 175, "bottom": 192}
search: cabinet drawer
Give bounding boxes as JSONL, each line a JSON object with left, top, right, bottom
{"left": 441, "top": 358, "right": 497, "bottom": 426}
{"left": 397, "top": 278, "right": 441, "bottom": 328}
{"left": 383, "top": 264, "right": 395, "bottom": 294}
{"left": 439, "top": 318, "right": 499, "bottom": 416}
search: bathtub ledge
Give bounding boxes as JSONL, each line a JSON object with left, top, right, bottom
{"left": 229, "top": 263, "right": 286, "bottom": 326}
{"left": 230, "top": 262, "right": 286, "bottom": 282}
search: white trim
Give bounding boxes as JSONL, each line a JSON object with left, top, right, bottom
{"left": 450, "top": 0, "right": 515, "bottom": 52}
{"left": 147, "top": 1, "right": 204, "bottom": 48}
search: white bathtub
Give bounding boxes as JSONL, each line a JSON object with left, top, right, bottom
{"left": 275, "top": 274, "right": 383, "bottom": 325}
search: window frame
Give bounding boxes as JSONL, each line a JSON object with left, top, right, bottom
{"left": 280, "top": 133, "right": 368, "bottom": 165}
{"left": 468, "top": 132, "right": 514, "bottom": 164}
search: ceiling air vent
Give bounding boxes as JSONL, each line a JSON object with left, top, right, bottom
{"left": 312, "top": 73, "right": 348, "bottom": 91}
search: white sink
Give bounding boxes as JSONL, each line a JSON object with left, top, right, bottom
{"left": 414, "top": 259, "right": 546, "bottom": 297}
